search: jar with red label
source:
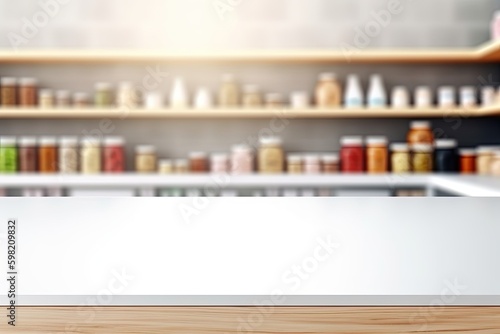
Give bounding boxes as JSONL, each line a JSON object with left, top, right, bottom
{"left": 341, "top": 136, "right": 364, "bottom": 173}
{"left": 104, "top": 137, "right": 125, "bottom": 173}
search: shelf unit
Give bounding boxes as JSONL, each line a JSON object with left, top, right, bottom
{"left": 0, "top": 106, "right": 497, "bottom": 119}
{"left": 0, "top": 41, "right": 499, "bottom": 63}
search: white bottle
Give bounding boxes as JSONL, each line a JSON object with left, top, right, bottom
{"left": 170, "top": 77, "right": 189, "bottom": 108}
{"left": 194, "top": 87, "right": 214, "bottom": 109}
{"left": 367, "top": 74, "right": 387, "bottom": 108}
{"left": 344, "top": 74, "right": 364, "bottom": 108}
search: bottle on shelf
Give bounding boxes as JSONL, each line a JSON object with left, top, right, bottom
{"left": 344, "top": 74, "right": 363, "bottom": 108}
{"left": 170, "top": 77, "right": 189, "bottom": 108}
{"left": 367, "top": 74, "right": 387, "bottom": 108}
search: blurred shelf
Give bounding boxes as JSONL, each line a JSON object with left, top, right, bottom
{"left": 0, "top": 174, "right": 499, "bottom": 196}
{"left": 0, "top": 106, "right": 497, "bottom": 119}
{"left": 0, "top": 41, "right": 499, "bottom": 64}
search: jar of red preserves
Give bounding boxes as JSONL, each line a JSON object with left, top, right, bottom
{"left": 104, "top": 137, "right": 125, "bottom": 173}
{"left": 341, "top": 136, "right": 364, "bottom": 173}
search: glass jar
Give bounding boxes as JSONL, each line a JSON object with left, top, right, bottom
{"left": 391, "top": 86, "right": 410, "bottom": 108}
{"left": 95, "top": 82, "right": 113, "bottom": 107}
{"left": 414, "top": 86, "right": 433, "bottom": 108}
{"left": 59, "top": 137, "right": 79, "bottom": 174}
{"left": 412, "top": 144, "right": 433, "bottom": 173}
{"left": 211, "top": 153, "right": 229, "bottom": 173}
{"left": 265, "top": 93, "right": 284, "bottom": 108}
{"left": 231, "top": 145, "right": 254, "bottom": 174}
{"left": 258, "top": 136, "right": 284, "bottom": 174}
{"left": 340, "top": 136, "right": 364, "bottom": 173}
{"left": 145, "top": 92, "right": 163, "bottom": 109}
{"left": 303, "top": 155, "right": 321, "bottom": 174}
{"left": 291, "top": 91, "right": 311, "bottom": 109}
{"left": 174, "top": 159, "right": 189, "bottom": 174}
{"left": 19, "top": 78, "right": 38, "bottom": 107}
{"left": 366, "top": 136, "right": 388, "bottom": 174}
{"left": 19, "top": 137, "right": 37, "bottom": 173}
{"left": 81, "top": 139, "right": 101, "bottom": 174}
{"left": 438, "top": 86, "right": 456, "bottom": 108}
{"left": 39, "top": 137, "right": 58, "bottom": 174}
{"left": 287, "top": 155, "right": 303, "bottom": 174}
{"left": 73, "top": 92, "right": 89, "bottom": 108}
{"left": 0, "top": 137, "right": 17, "bottom": 173}
{"left": 39, "top": 89, "right": 54, "bottom": 108}
{"left": 391, "top": 143, "right": 411, "bottom": 173}
{"left": 117, "top": 82, "right": 139, "bottom": 108}
{"left": 56, "top": 90, "right": 71, "bottom": 108}
{"left": 491, "top": 151, "right": 500, "bottom": 176}
{"left": 322, "top": 154, "right": 339, "bottom": 173}
{"left": 159, "top": 160, "right": 174, "bottom": 174}
{"left": 218, "top": 74, "right": 240, "bottom": 107}
{"left": 315, "top": 73, "right": 341, "bottom": 108}
{"left": 1, "top": 78, "right": 17, "bottom": 106}
{"left": 135, "top": 146, "right": 157, "bottom": 173}
{"left": 242, "top": 85, "right": 262, "bottom": 108}
{"left": 407, "top": 121, "right": 434, "bottom": 145}
{"left": 103, "top": 137, "right": 125, "bottom": 173}
{"left": 434, "top": 139, "right": 459, "bottom": 173}
{"left": 459, "top": 149, "right": 476, "bottom": 174}
{"left": 189, "top": 152, "right": 208, "bottom": 173}
{"left": 476, "top": 146, "right": 497, "bottom": 175}
{"left": 460, "top": 86, "right": 476, "bottom": 108}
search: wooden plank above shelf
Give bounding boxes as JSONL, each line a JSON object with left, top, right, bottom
{"left": 0, "top": 106, "right": 497, "bottom": 119}
{"left": 0, "top": 41, "right": 499, "bottom": 64}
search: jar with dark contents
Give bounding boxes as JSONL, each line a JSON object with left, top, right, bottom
{"left": 19, "top": 137, "right": 37, "bottom": 173}
{"left": 189, "top": 152, "right": 208, "bottom": 173}
{"left": 1, "top": 77, "right": 18, "bottom": 106}
{"left": 459, "top": 149, "right": 476, "bottom": 174}
{"left": 103, "top": 137, "right": 125, "bottom": 173}
{"left": 434, "top": 139, "right": 459, "bottom": 173}
{"left": 340, "top": 136, "right": 364, "bottom": 173}
{"left": 39, "top": 137, "right": 58, "bottom": 174}
{"left": 19, "top": 78, "right": 38, "bottom": 107}
{"left": 322, "top": 154, "right": 339, "bottom": 173}
{"left": 407, "top": 121, "right": 434, "bottom": 145}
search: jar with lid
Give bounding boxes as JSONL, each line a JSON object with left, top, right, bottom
{"left": 19, "top": 78, "right": 38, "bottom": 107}
{"left": 73, "top": 92, "right": 89, "bottom": 108}
{"left": 291, "top": 91, "right": 310, "bottom": 109}
{"left": 189, "top": 152, "right": 208, "bottom": 173}
{"left": 56, "top": 90, "right": 71, "bottom": 108}
{"left": 39, "top": 137, "right": 58, "bottom": 174}
{"left": 391, "top": 86, "right": 410, "bottom": 108}
{"left": 104, "top": 137, "right": 125, "bottom": 173}
{"left": 231, "top": 145, "right": 254, "bottom": 174}
{"left": 438, "top": 86, "right": 456, "bottom": 108}
{"left": 258, "top": 136, "right": 284, "bottom": 174}
{"left": 39, "top": 89, "right": 54, "bottom": 108}
{"left": 242, "top": 85, "right": 262, "bottom": 108}
{"left": 135, "top": 146, "right": 157, "bottom": 173}
{"left": 218, "top": 74, "right": 240, "bottom": 107}
{"left": 117, "top": 82, "right": 139, "bottom": 109}
{"left": 194, "top": 87, "right": 214, "bottom": 109}
{"left": 1, "top": 78, "right": 17, "bottom": 106}
{"left": 435, "top": 139, "right": 458, "bottom": 173}
{"left": 322, "top": 154, "right": 339, "bottom": 173}
{"left": 460, "top": 86, "right": 476, "bottom": 108}
{"left": 174, "top": 159, "right": 189, "bottom": 174}
{"left": 145, "top": 92, "right": 163, "bottom": 109}
{"left": 315, "top": 73, "right": 341, "bottom": 108}
{"left": 414, "top": 86, "right": 433, "bottom": 108}
{"left": 81, "top": 139, "right": 101, "bottom": 174}
{"left": 481, "top": 87, "right": 496, "bottom": 107}
{"left": 0, "top": 137, "right": 17, "bottom": 173}
{"left": 19, "top": 137, "right": 37, "bottom": 173}
{"left": 407, "top": 121, "right": 434, "bottom": 145}
{"left": 459, "top": 149, "right": 476, "bottom": 174}
{"left": 159, "top": 160, "right": 174, "bottom": 174}
{"left": 412, "top": 144, "right": 433, "bottom": 173}
{"left": 476, "top": 146, "right": 498, "bottom": 175}
{"left": 265, "top": 93, "right": 284, "bottom": 108}
{"left": 340, "top": 136, "right": 364, "bottom": 173}
{"left": 491, "top": 151, "right": 500, "bottom": 176}
{"left": 211, "top": 153, "right": 229, "bottom": 173}
{"left": 287, "top": 155, "right": 303, "bottom": 174}
{"left": 391, "top": 143, "right": 411, "bottom": 173}
{"left": 303, "top": 155, "right": 321, "bottom": 174}
{"left": 59, "top": 137, "right": 79, "bottom": 174}
{"left": 95, "top": 82, "right": 113, "bottom": 107}
{"left": 366, "top": 136, "right": 388, "bottom": 174}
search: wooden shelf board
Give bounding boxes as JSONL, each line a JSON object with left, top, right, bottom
{"left": 0, "top": 106, "right": 496, "bottom": 119}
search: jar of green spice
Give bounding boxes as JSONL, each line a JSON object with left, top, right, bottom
{"left": 94, "top": 82, "right": 113, "bottom": 107}
{"left": 0, "top": 137, "right": 18, "bottom": 173}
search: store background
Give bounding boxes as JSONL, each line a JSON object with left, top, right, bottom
{"left": 0, "top": 0, "right": 499, "bottom": 166}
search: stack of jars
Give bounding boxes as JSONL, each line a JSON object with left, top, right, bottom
{"left": 0, "top": 136, "right": 125, "bottom": 174}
